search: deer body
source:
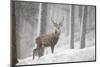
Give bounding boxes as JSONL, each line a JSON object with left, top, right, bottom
{"left": 33, "top": 17, "right": 64, "bottom": 59}
{"left": 36, "top": 28, "right": 60, "bottom": 52}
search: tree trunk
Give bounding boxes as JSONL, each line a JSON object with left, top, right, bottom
{"left": 11, "top": 1, "right": 18, "bottom": 66}
{"left": 80, "top": 6, "right": 88, "bottom": 48}
{"left": 69, "top": 5, "right": 75, "bottom": 49}
{"left": 36, "top": 3, "right": 48, "bottom": 58}
{"left": 79, "top": 6, "right": 83, "bottom": 25}
{"left": 40, "top": 3, "right": 48, "bottom": 35}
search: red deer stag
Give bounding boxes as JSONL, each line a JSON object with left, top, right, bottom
{"left": 33, "top": 16, "right": 64, "bottom": 59}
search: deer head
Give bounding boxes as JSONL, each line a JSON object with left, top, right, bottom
{"left": 51, "top": 16, "right": 64, "bottom": 35}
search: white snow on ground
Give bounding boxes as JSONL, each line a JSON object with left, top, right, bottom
{"left": 17, "top": 46, "right": 95, "bottom": 65}
{"left": 17, "top": 31, "right": 95, "bottom": 65}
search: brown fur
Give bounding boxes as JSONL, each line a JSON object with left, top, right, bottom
{"left": 35, "top": 29, "right": 60, "bottom": 54}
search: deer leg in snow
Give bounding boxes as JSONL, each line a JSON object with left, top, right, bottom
{"left": 37, "top": 47, "right": 44, "bottom": 58}
{"left": 33, "top": 48, "right": 38, "bottom": 59}
{"left": 51, "top": 45, "right": 55, "bottom": 54}
{"left": 40, "top": 47, "right": 44, "bottom": 57}
{"left": 33, "top": 49, "right": 34, "bottom": 59}
{"left": 39, "top": 48, "right": 41, "bottom": 58}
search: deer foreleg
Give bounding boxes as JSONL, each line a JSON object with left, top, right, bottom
{"left": 33, "top": 54, "right": 34, "bottom": 59}
{"left": 51, "top": 45, "right": 55, "bottom": 54}
{"left": 33, "top": 54, "right": 35, "bottom": 59}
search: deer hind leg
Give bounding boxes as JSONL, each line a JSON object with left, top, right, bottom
{"left": 38, "top": 47, "right": 44, "bottom": 58}
{"left": 51, "top": 45, "right": 55, "bottom": 54}
{"left": 33, "top": 49, "right": 36, "bottom": 59}
{"left": 33, "top": 48, "right": 40, "bottom": 59}
{"left": 38, "top": 48, "right": 41, "bottom": 58}
{"left": 37, "top": 46, "right": 42, "bottom": 58}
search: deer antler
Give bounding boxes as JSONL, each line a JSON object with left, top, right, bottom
{"left": 51, "top": 17, "right": 58, "bottom": 27}
{"left": 59, "top": 16, "right": 64, "bottom": 26}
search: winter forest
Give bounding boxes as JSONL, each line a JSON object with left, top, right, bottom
{"left": 11, "top": 1, "right": 96, "bottom": 66}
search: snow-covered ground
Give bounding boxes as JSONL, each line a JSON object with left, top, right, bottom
{"left": 17, "top": 31, "right": 95, "bottom": 65}
{"left": 17, "top": 46, "right": 95, "bottom": 65}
